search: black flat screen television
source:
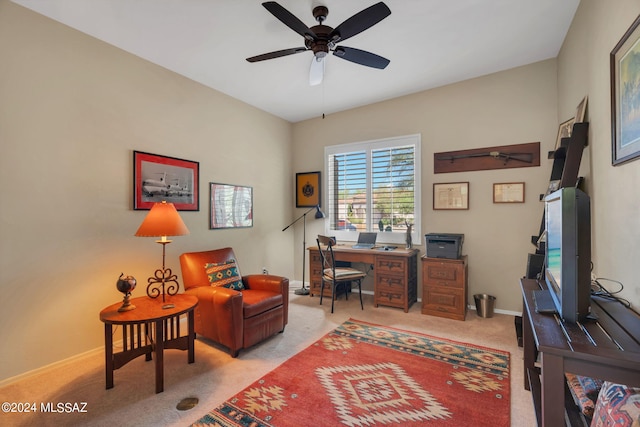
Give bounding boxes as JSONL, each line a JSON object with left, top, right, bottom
{"left": 544, "top": 187, "right": 592, "bottom": 323}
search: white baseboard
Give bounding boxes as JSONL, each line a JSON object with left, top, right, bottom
{"left": 0, "top": 316, "right": 191, "bottom": 388}
{"left": 293, "top": 281, "right": 522, "bottom": 317}
{"left": 0, "top": 346, "right": 103, "bottom": 388}
{"left": 467, "top": 305, "right": 522, "bottom": 317}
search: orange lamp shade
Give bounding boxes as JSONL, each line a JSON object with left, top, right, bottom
{"left": 135, "top": 201, "right": 189, "bottom": 238}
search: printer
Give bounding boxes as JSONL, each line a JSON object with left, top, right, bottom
{"left": 425, "top": 233, "right": 464, "bottom": 259}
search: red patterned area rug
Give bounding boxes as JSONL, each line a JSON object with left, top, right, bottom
{"left": 192, "top": 319, "right": 510, "bottom": 426}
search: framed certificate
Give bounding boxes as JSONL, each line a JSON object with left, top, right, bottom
{"left": 433, "top": 182, "right": 469, "bottom": 210}
{"left": 493, "top": 182, "right": 525, "bottom": 203}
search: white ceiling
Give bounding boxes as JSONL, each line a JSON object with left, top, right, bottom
{"left": 12, "top": 0, "right": 580, "bottom": 123}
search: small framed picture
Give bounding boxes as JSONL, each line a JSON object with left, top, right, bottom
{"left": 545, "top": 180, "right": 560, "bottom": 197}
{"left": 555, "top": 118, "right": 575, "bottom": 151}
{"left": 433, "top": 182, "right": 469, "bottom": 210}
{"left": 296, "top": 171, "right": 321, "bottom": 207}
{"left": 575, "top": 96, "right": 588, "bottom": 123}
{"left": 611, "top": 14, "right": 640, "bottom": 165}
{"left": 133, "top": 151, "right": 199, "bottom": 211}
{"left": 210, "top": 183, "right": 253, "bottom": 229}
{"left": 493, "top": 182, "right": 525, "bottom": 203}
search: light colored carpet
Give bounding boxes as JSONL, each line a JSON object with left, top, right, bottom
{"left": 0, "top": 288, "right": 535, "bottom": 426}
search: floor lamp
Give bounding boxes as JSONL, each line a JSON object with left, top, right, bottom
{"left": 282, "top": 205, "right": 325, "bottom": 295}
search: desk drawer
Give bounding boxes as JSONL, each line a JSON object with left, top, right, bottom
{"left": 375, "top": 256, "right": 406, "bottom": 274}
{"left": 376, "top": 274, "right": 406, "bottom": 309}
{"left": 422, "top": 287, "right": 465, "bottom": 319}
{"left": 423, "top": 264, "right": 464, "bottom": 288}
{"left": 310, "top": 280, "right": 348, "bottom": 298}
{"left": 376, "top": 274, "right": 404, "bottom": 290}
{"left": 376, "top": 289, "right": 404, "bottom": 306}
{"left": 311, "top": 263, "right": 323, "bottom": 278}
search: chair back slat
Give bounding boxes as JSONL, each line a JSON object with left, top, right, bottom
{"left": 316, "top": 235, "right": 336, "bottom": 273}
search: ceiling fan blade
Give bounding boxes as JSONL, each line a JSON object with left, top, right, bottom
{"left": 309, "top": 57, "right": 325, "bottom": 86}
{"left": 329, "top": 2, "right": 391, "bottom": 43}
{"left": 262, "top": 2, "right": 317, "bottom": 41}
{"left": 246, "top": 47, "right": 308, "bottom": 63}
{"left": 333, "top": 46, "right": 390, "bottom": 69}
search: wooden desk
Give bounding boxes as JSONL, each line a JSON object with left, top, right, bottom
{"left": 308, "top": 245, "right": 419, "bottom": 312}
{"left": 99, "top": 294, "right": 198, "bottom": 393}
{"left": 520, "top": 278, "right": 640, "bottom": 426}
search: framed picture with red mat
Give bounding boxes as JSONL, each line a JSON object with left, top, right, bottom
{"left": 133, "top": 150, "right": 199, "bottom": 211}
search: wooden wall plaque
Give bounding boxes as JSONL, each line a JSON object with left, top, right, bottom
{"left": 434, "top": 142, "right": 540, "bottom": 173}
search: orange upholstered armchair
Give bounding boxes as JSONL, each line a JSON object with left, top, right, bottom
{"left": 179, "top": 248, "right": 289, "bottom": 357}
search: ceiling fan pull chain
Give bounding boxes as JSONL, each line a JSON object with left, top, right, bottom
{"left": 322, "top": 77, "right": 326, "bottom": 119}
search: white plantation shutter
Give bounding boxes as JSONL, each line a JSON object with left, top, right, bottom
{"left": 372, "top": 145, "right": 415, "bottom": 230}
{"left": 325, "top": 135, "right": 421, "bottom": 244}
{"left": 327, "top": 150, "right": 367, "bottom": 230}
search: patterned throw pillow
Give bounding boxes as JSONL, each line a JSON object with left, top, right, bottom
{"left": 591, "top": 381, "right": 640, "bottom": 427}
{"left": 565, "top": 373, "right": 604, "bottom": 417}
{"left": 204, "top": 260, "right": 244, "bottom": 291}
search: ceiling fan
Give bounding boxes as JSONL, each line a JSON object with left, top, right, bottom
{"left": 246, "top": 2, "right": 391, "bottom": 86}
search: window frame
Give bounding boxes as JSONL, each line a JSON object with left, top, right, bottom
{"left": 324, "top": 134, "right": 421, "bottom": 245}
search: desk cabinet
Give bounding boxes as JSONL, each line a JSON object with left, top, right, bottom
{"left": 374, "top": 253, "right": 418, "bottom": 312}
{"left": 309, "top": 250, "right": 324, "bottom": 297}
{"left": 421, "top": 256, "right": 467, "bottom": 320}
{"left": 374, "top": 251, "right": 418, "bottom": 313}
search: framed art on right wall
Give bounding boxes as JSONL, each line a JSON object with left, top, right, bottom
{"left": 611, "top": 14, "right": 640, "bottom": 165}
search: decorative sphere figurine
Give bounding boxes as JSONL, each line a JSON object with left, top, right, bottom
{"left": 116, "top": 273, "right": 137, "bottom": 312}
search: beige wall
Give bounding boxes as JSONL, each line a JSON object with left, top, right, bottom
{"left": 292, "top": 0, "right": 640, "bottom": 318}
{"left": 0, "top": 1, "right": 294, "bottom": 382}
{"left": 557, "top": 0, "right": 640, "bottom": 308}
{"left": 292, "top": 60, "right": 558, "bottom": 313}
{"left": 2, "top": 0, "right": 639, "bottom": 383}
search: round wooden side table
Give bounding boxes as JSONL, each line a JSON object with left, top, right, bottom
{"left": 99, "top": 294, "right": 198, "bottom": 393}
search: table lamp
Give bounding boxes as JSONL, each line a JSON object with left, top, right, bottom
{"left": 135, "top": 201, "right": 190, "bottom": 309}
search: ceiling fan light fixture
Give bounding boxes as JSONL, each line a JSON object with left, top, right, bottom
{"left": 309, "top": 55, "right": 325, "bottom": 86}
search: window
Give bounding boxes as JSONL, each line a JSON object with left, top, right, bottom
{"left": 324, "top": 134, "right": 421, "bottom": 244}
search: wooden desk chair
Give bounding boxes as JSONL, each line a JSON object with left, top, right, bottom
{"left": 316, "top": 235, "right": 365, "bottom": 313}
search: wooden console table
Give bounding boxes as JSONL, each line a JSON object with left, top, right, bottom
{"left": 99, "top": 294, "right": 198, "bottom": 393}
{"left": 308, "top": 245, "right": 418, "bottom": 312}
{"left": 520, "top": 278, "right": 640, "bottom": 426}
